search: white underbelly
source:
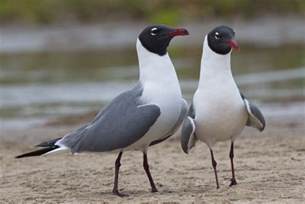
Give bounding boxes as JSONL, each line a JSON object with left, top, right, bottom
{"left": 194, "top": 89, "right": 248, "bottom": 148}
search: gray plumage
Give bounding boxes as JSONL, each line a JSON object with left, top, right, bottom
{"left": 181, "top": 116, "right": 196, "bottom": 154}
{"left": 240, "top": 93, "right": 265, "bottom": 131}
{"left": 180, "top": 103, "right": 197, "bottom": 154}
{"left": 243, "top": 97, "right": 266, "bottom": 131}
{"left": 59, "top": 83, "right": 161, "bottom": 153}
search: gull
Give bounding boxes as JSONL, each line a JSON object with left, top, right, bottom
{"left": 16, "top": 25, "right": 189, "bottom": 196}
{"left": 181, "top": 25, "right": 265, "bottom": 188}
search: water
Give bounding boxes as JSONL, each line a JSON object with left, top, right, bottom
{"left": 0, "top": 45, "right": 304, "bottom": 130}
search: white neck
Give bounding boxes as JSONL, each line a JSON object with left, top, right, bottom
{"left": 198, "top": 36, "right": 233, "bottom": 88}
{"left": 136, "top": 39, "right": 180, "bottom": 91}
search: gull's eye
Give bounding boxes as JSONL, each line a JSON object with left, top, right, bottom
{"left": 215, "top": 32, "right": 221, "bottom": 40}
{"left": 150, "top": 27, "right": 159, "bottom": 36}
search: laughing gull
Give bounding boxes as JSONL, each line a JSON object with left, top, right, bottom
{"left": 16, "top": 25, "right": 189, "bottom": 196}
{"left": 181, "top": 26, "right": 265, "bottom": 188}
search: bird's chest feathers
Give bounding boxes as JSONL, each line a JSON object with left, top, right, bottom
{"left": 196, "top": 67, "right": 244, "bottom": 117}
{"left": 142, "top": 82, "right": 182, "bottom": 115}
{"left": 195, "top": 87, "right": 243, "bottom": 118}
{"left": 137, "top": 49, "right": 182, "bottom": 140}
{"left": 139, "top": 55, "right": 182, "bottom": 114}
{"left": 140, "top": 71, "right": 182, "bottom": 133}
{"left": 194, "top": 65, "right": 247, "bottom": 143}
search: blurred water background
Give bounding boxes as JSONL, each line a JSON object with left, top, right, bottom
{"left": 0, "top": 0, "right": 304, "bottom": 130}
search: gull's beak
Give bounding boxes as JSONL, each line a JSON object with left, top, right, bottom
{"left": 169, "top": 28, "right": 189, "bottom": 37}
{"left": 227, "top": 39, "right": 240, "bottom": 51}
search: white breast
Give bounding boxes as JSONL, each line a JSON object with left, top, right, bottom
{"left": 194, "top": 36, "right": 247, "bottom": 148}
{"left": 194, "top": 79, "right": 247, "bottom": 148}
{"left": 125, "top": 40, "right": 183, "bottom": 151}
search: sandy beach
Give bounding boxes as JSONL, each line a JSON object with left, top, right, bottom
{"left": 0, "top": 103, "right": 304, "bottom": 204}
{"left": 1, "top": 1, "right": 305, "bottom": 203}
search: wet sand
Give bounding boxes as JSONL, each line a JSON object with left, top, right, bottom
{"left": 0, "top": 115, "right": 305, "bottom": 203}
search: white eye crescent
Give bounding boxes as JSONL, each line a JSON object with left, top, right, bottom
{"left": 150, "top": 27, "right": 158, "bottom": 36}
{"left": 215, "top": 32, "right": 220, "bottom": 40}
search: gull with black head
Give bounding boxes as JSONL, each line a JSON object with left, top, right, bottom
{"left": 16, "top": 25, "right": 189, "bottom": 196}
{"left": 181, "top": 25, "right": 265, "bottom": 189}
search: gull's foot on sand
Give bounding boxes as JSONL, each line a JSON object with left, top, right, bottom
{"left": 229, "top": 178, "right": 237, "bottom": 187}
{"left": 151, "top": 187, "right": 158, "bottom": 193}
{"left": 112, "top": 190, "right": 129, "bottom": 197}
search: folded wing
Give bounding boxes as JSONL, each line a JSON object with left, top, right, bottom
{"left": 181, "top": 104, "right": 197, "bottom": 154}
{"left": 59, "top": 85, "right": 161, "bottom": 152}
{"left": 241, "top": 94, "right": 266, "bottom": 131}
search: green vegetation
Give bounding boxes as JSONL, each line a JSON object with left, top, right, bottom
{"left": 0, "top": 0, "right": 305, "bottom": 25}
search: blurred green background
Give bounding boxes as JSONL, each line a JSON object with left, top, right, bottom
{"left": 0, "top": 0, "right": 304, "bottom": 130}
{"left": 0, "top": 0, "right": 305, "bottom": 25}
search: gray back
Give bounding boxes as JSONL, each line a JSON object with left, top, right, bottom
{"left": 61, "top": 83, "right": 160, "bottom": 152}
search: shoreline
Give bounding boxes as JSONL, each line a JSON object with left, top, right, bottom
{"left": 1, "top": 16, "right": 305, "bottom": 54}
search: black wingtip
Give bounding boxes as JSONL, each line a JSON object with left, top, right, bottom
{"left": 259, "top": 123, "right": 266, "bottom": 132}
{"left": 36, "top": 137, "right": 62, "bottom": 147}
{"left": 259, "top": 120, "right": 266, "bottom": 132}
{"left": 16, "top": 146, "right": 59, "bottom": 159}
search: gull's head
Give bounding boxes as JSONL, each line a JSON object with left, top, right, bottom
{"left": 138, "top": 25, "right": 189, "bottom": 56}
{"left": 207, "top": 25, "right": 239, "bottom": 55}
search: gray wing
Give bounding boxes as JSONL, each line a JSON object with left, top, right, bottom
{"left": 60, "top": 84, "right": 160, "bottom": 153}
{"left": 149, "top": 99, "right": 188, "bottom": 146}
{"left": 241, "top": 94, "right": 266, "bottom": 131}
{"left": 181, "top": 103, "right": 197, "bottom": 154}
